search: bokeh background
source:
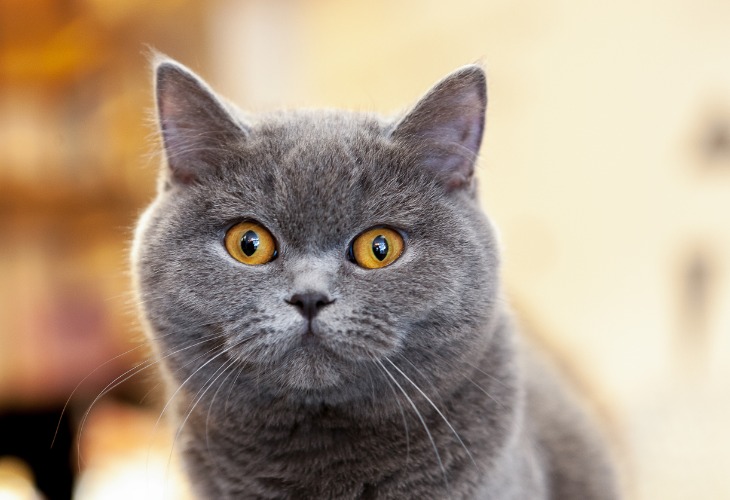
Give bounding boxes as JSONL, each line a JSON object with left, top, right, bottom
{"left": 1, "top": 0, "right": 729, "bottom": 498}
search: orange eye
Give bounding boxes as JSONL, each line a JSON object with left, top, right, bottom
{"left": 224, "top": 221, "right": 277, "bottom": 265}
{"left": 350, "top": 227, "right": 405, "bottom": 269}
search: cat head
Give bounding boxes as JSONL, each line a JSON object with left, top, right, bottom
{"left": 133, "top": 58, "right": 500, "bottom": 406}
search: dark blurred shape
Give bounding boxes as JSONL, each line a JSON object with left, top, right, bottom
{"left": 694, "top": 99, "right": 730, "bottom": 169}
{"left": 685, "top": 251, "right": 711, "bottom": 323}
{"left": 0, "top": 408, "right": 75, "bottom": 500}
{"left": 678, "top": 247, "right": 715, "bottom": 367}
{"left": 703, "top": 118, "right": 730, "bottom": 166}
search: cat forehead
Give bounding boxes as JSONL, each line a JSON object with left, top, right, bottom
{"left": 249, "top": 109, "right": 389, "bottom": 162}
{"left": 190, "top": 111, "right": 440, "bottom": 249}
{"left": 229, "top": 109, "right": 415, "bottom": 202}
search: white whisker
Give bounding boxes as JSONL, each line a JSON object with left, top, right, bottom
{"left": 385, "top": 357, "right": 477, "bottom": 469}
{"left": 205, "top": 361, "right": 239, "bottom": 453}
{"left": 76, "top": 334, "right": 218, "bottom": 468}
{"left": 165, "top": 356, "right": 238, "bottom": 497}
{"left": 466, "top": 378, "right": 505, "bottom": 409}
{"left": 373, "top": 358, "right": 450, "bottom": 495}
{"left": 370, "top": 359, "right": 411, "bottom": 470}
{"left": 153, "top": 347, "right": 231, "bottom": 500}
{"left": 52, "top": 340, "right": 151, "bottom": 448}
{"left": 429, "top": 351, "right": 506, "bottom": 407}
{"left": 224, "top": 364, "right": 246, "bottom": 418}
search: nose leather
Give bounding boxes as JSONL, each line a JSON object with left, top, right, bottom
{"left": 286, "top": 292, "right": 334, "bottom": 319}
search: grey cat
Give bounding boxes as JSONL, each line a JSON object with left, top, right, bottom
{"left": 132, "top": 57, "right": 619, "bottom": 499}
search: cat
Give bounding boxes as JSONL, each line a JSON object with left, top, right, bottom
{"left": 132, "top": 56, "right": 619, "bottom": 499}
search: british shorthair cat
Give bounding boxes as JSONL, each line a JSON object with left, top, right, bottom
{"left": 132, "top": 57, "right": 619, "bottom": 499}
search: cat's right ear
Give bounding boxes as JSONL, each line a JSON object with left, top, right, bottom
{"left": 154, "top": 58, "right": 249, "bottom": 186}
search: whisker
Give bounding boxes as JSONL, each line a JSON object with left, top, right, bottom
{"left": 137, "top": 380, "right": 164, "bottom": 406}
{"left": 385, "top": 357, "right": 477, "bottom": 469}
{"left": 373, "top": 358, "right": 450, "bottom": 495}
{"left": 75, "top": 334, "right": 218, "bottom": 468}
{"left": 429, "top": 352, "right": 505, "bottom": 407}
{"left": 206, "top": 360, "right": 240, "bottom": 453}
{"left": 370, "top": 358, "right": 411, "bottom": 470}
{"left": 465, "top": 378, "right": 505, "bottom": 409}
{"left": 457, "top": 357, "right": 509, "bottom": 389}
{"left": 152, "top": 333, "right": 260, "bottom": 498}
{"left": 151, "top": 333, "right": 260, "bottom": 460}
{"left": 224, "top": 363, "right": 246, "bottom": 419}
{"left": 401, "top": 357, "right": 447, "bottom": 408}
{"left": 153, "top": 346, "right": 231, "bottom": 500}
{"left": 151, "top": 344, "right": 227, "bottom": 438}
{"left": 165, "top": 356, "right": 238, "bottom": 497}
{"left": 52, "top": 339, "right": 152, "bottom": 448}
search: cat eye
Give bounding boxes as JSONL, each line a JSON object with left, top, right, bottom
{"left": 349, "top": 227, "right": 405, "bottom": 269}
{"left": 224, "top": 221, "right": 278, "bottom": 265}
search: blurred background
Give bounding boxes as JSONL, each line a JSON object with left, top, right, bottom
{"left": 1, "top": 0, "right": 729, "bottom": 498}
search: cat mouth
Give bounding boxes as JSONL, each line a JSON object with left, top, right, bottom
{"left": 226, "top": 321, "right": 395, "bottom": 392}
{"left": 226, "top": 318, "right": 395, "bottom": 369}
{"left": 289, "top": 321, "right": 366, "bottom": 363}
{"left": 291, "top": 321, "right": 396, "bottom": 362}
{"left": 263, "top": 319, "right": 332, "bottom": 358}
{"left": 299, "top": 320, "right": 323, "bottom": 346}
{"left": 300, "top": 329, "right": 321, "bottom": 347}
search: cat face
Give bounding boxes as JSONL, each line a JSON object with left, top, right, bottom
{"left": 133, "top": 60, "right": 499, "bottom": 404}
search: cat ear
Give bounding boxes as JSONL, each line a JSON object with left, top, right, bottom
{"left": 154, "top": 58, "right": 248, "bottom": 185}
{"left": 390, "top": 65, "right": 486, "bottom": 191}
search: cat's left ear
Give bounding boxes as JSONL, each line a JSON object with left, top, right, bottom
{"left": 390, "top": 65, "right": 486, "bottom": 191}
{"left": 155, "top": 57, "right": 249, "bottom": 185}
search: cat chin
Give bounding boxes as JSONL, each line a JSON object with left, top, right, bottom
{"left": 274, "top": 346, "right": 345, "bottom": 391}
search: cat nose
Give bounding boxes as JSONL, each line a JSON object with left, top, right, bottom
{"left": 286, "top": 292, "right": 334, "bottom": 319}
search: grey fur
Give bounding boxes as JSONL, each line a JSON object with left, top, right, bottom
{"left": 132, "top": 59, "right": 618, "bottom": 499}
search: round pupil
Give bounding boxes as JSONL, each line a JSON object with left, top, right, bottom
{"left": 372, "top": 235, "right": 389, "bottom": 261}
{"left": 241, "top": 230, "right": 260, "bottom": 257}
